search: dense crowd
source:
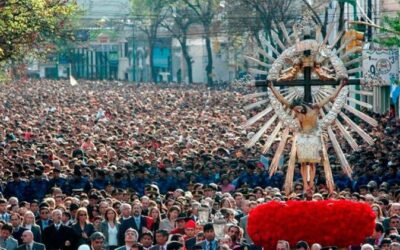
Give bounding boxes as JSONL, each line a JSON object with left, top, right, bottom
{"left": 0, "top": 79, "right": 399, "bottom": 250}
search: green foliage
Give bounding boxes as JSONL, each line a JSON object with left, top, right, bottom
{"left": 377, "top": 14, "right": 400, "bottom": 47}
{"left": 0, "top": 0, "right": 79, "bottom": 63}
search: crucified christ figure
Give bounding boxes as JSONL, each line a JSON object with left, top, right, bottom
{"left": 268, "top": 79, "right": 348, "bottom": 191}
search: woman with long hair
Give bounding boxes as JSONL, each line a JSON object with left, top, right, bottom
{"left": 159, "top": 205, "right": 180, "bottom": 233}
{"left": 72, "top": 207, "right": 96, "bottom": 246}
{"left": 371, "top": 203, "right": 385, "bottom": 223}
{"left": 148, "top": 206, "right": 161, "bottom": 234}
{"left": 100, "top": 207, "right": 120, "bottom": 250}
{"left": 22, "top": 211, "right": 42, "bottom": 242}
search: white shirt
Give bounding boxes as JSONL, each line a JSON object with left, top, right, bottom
{"left": 108, "top": 223, "right": 118, "bottom": 246}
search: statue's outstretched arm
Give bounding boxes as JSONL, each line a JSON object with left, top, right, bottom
{"left": 268, "top": 81, "right": 291, "bottom": 108}
{"left": 316, "top": 78, "right": 348, "bottom": 108}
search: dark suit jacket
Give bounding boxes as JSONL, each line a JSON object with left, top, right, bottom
{"left": 196, "top": 240, "right": 218, "bottom": 250}
{"left": 30, "top": 225, "right": 42, "bottom": 243}
{"left": 71, "top": 222, "right": 96, "bottom": 246}
{"left": 185, "top": 237, "right": 197, "bottom": 250}
{"left": 117, "top": 215, "right": 147, "bottom": 245}
{"left": 36, "top": 219, "right": 53, "bottom": 232}
{"left": 43, "top": 224, "right": 77, "bottom": 250}
{"left": 16, "top": 242, "right": 45, "bottom": 250}
{"left": 149, "top": 244, "right": 167, "bottom": 250}
{"left": 115, "top": 247, "right": 129, "bottom": 250}
{"left": 12, "top": 227, "right": 27, "bottom": 245}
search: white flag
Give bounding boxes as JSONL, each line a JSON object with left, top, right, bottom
{"left": 70, "top": 75, "right": 78, "bottom": 86}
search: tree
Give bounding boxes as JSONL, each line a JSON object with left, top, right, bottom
{"left": 162, "top": 1, "right": 196, "bottom": 83}
{"left": 0, "top": 0, "right": 78, "bottom": 63}
{"left": 377, "top": 13, "right": 400, "bottom": 47}
{"left": 131, "top": 0, "right": 171, "bottom": 82}
{"left": 182, "top": 0, "right": 225, "bottom": 86}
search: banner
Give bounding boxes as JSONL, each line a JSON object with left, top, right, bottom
{"left": 363, "top": 48, "right": 400, "bottom": 102}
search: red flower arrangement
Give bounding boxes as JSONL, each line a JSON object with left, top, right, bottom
{"left": 247, "top": 200, "right": 375, "bottom": 249}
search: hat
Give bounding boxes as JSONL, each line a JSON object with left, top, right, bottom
{"left": 90, "top": 232, "right": 105, "bottom": 241}
{"left": 185, "top": 220, "right": 196, "bottom": 229}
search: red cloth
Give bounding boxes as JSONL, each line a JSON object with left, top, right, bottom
{"left": 247, "top": 200, "right": 375, "bottom": 249}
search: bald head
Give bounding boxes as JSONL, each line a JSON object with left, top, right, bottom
{"left": 22, "top": 230, "right": 34, "bottom": 244}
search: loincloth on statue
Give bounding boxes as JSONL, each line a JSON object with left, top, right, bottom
{"left": 295, "top": 130, "right": 322, "bottom": 163}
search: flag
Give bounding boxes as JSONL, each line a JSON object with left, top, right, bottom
{"left": 70, "top": 74, "right": 78, "bottom": 86}
{"left": 391, "top": 84, "right": 400, "bottom": 103}
{"left": 260, "top": 155, "right": 270, "bottom": 170}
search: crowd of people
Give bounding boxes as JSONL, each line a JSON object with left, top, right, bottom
{"left": 0, "top": 79, "right": 399, "bottom": 250}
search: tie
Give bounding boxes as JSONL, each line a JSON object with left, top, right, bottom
{"left": 135, "top": 217, "right": 140, "bottom": 229}
{"left": 26, "top": 245, "right": 31, "bottom": 250}
{"left": 208, "top": 241, "right": 213, "bottom": 250}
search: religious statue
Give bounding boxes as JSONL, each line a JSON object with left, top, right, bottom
{"left": 240, "top": 17, "right": 380, "bottom": 194}
{"left": 268, "top": 80, "right": 347, "bottom": 191}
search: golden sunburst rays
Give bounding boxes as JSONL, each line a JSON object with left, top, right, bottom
{"left": 241, "top": 18, "right": 378, "bottom": 188}
{"left": 284, "top": 133, "right": 298, "bottom": 195}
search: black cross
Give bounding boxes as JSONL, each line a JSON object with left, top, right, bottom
{"left": 255, "top": 50, "right": 361, "bottom": 103}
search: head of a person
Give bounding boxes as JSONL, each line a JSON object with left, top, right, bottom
{"left": 120, "top": 203, "right": 132, "bottom": 218}
{"left": 0, "top": 199, "right": 7, "bottom": 213}
{"left": 130, "top": 242, "right": 144, "bottom": 250}
{"left": 295, "top": 241, "right": 310, "bottom": 250}
{"left": 140, "top": 231, "right": 154, "bottom": 248}
{"left": 149, "top": 207, "right": 161, "bottom": 221}
{"left": 203, "top": 223, "right": 215, "bottom": 241}
{"left": 310, "top": 243, "right": 321, "bottom": 250}
{"left": 132, "top": 202, "right": 142, "bottom": 217}
{"left": 390, "top": 203, "right": 400, "bottom": 216}
{"left": 380, "top": 238, "right": 392, "bottom": 250}
{"left": 361, "top": 244, "right": 374, "bottom": 250}
{"left": 155, "top": 229, "right": 169, "bottom": 245}
{"left": 372, "top": 203, "right": 384, "bottom": 218}
{"left": 125, "top": 228, "right": 139, "bottom": 245}
{"left": 76, "top": 207, "right": 89, "bottom": 223}
{"left": 21, "top": 230, "right": 34, "bottom": 244}
{"left": 227, "top": 225, "right": 240, "bottom": 241}
{"left": 291, "top": 99, "right": 308, "bottom": 114}
{"left": 105, "top": 207, "right": 118, "bottom": 222}
{"left": 167, "top": 241, "right": 184, "bottom": 250}
{"left": 184, "top": 220, "right": 196, "bottom": 238}
{"left": 39, "top": 206, "right": 50, "bottom": 220}
{"left": 167, "top": 206, "right": 181, "bottom": 220}
{"left": 276, "top": 240, "right": 290, "bottom": 250}
{"left": 23, "top": 211, "right": 36, "bottom": 225}
{"left": 10, "top": 213, "right": 21, "bottom": 228}
{"left": 90, "top": 232, "right": 105, "bottom": 250}
{"left": 0, "top": 223, "right": 13, "bottom": 239}
{"left": 99, "top": 201, "right": 109, "bottom": 216}
{"left": 390, "top": 215, "right": 400, "bottom": 229}
{"left": 390, "top": 242, "right": 400, "bottom": 250}
{"left": 51, "top": 209, "right": 62, "bottom": 224}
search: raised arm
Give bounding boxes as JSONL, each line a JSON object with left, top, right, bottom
{"left": 316, "top": 78, "right": 348, "bottom": 108}
{"left": 268, "top": 81, "right": 291, "bottom": 108}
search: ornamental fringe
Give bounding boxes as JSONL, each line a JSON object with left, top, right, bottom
{"left": 247, "top": 200, "right": 375, "bottom": 249}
